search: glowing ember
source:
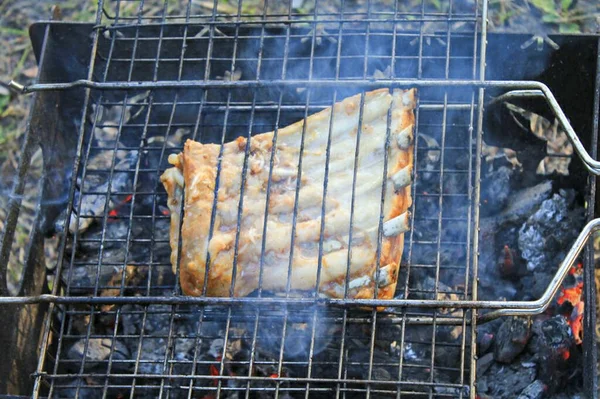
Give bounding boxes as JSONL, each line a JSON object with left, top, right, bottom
{"left": 209, "top": 364, "right": 219, "bottom": 386}
{"left": 499, "top": 245, "right": 516, "bottom": 278}
{"left": 556, "top": 263, "right": 584, "bottom": 345}
{"left": 108, "top": 194, "right": 134, "bottom": 220}
{"left": 159, "top": 205, "right": 170, "bottom": 216}
{"left": 557, "top": 281, "right": 583, "bottom": 306}
{"left": 570, "top": 301, "right": 584, "bottom": 345}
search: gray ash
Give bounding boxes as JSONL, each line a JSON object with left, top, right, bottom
{"left": 518, "top": 190, "right": 585, "bottom": 272}
{"left": 475, "top": 157, "right": 586, "bottom": 398}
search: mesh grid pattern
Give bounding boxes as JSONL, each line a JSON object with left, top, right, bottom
{"left": 35, "top": 0, "right": 486, "bottom": 397}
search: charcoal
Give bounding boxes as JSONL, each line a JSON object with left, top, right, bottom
{"left": 404, "top": 341, "right": 428, "bottom": 362}
{"left": 518, "top": 271, "right": 553, "bottom": 300}
{"left": 517, "top": 380, "right": 547, "bottom": 399}
{"left": 493, "top": 180, "right": 553, "bottom": 226}
{"left": 434, "top": 386, "right": 466, "bottom": 396}
{"left": 120, "top": 304, "right": 199, "bottom": 376}
{"left": 208, "top": 337, "right": 225, "bottom": 358}
{"left": 61, "top": 261, "right": 131, "bottom": 293}
{"left": 480, "top": 166, "right": 513, "bottom": 216}
{"left": 477, "top": 359, "right": 537, "bottom": 399}
{"left": 66, "top": 338, "right": 130, "bottom": 372}
{"left": 494, "top": 317, "right": 532, "bottom": 363}
{"left": 476, "top": 388, "right": 491, "bottom": 399}
{"left": 68, "top": 312, "right": 92, "bottom": 335}
{"left": 497, "top": 244, "right": 526, "bottom": 280}
{"left": 346, "top": 346, "right": 397, "bottom": 381}
{"left": 478, "top": 181, "right": 553, "bottom": 298}
{"left": 56, "top": 149, "right": 137, "bottom": 235}
{"left": 255, "top": 307, "right": 335, "bottom": 361}
{"left": 53, "top": 378, "right": 105, "bottom": 399}
{"left": 531, "top": 316, "right": 577, "bottom": 392}
{"left": 548, "top": 394, "right": 585, "bottom": 399}
{"left": 477, "top": 332, "right": 495, "bottom": 354}
{"left": 389, "top": 341, "right": 424, "bottom": 362}
{"left": 371, "top": 367, "right": 391, "bottom": 381}
{"left": 76, "top": 219, "right": 130, "bottom": 253}
{"left": 518, "top": 190, "right": 584, "bottom": 272}
{"left": 476, "top": 352, "right": 495, "bottom": 377}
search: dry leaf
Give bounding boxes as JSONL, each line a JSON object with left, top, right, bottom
{"left": 21, "top": 66, "right": 38, "bottom": 78}
{"left": 482, "top": 140, "right": 523, "bottom": 172}
{"left": 301, "top": 25, "right": 337, "bottom": 46}
{"left": 372, "top": 65, "right": 392, "bottom": 79}
{"left": 418, "top": 133, "right": 441, "bottom": 180}
{"left": 536, "top": 156, "right": 571, "bottom": 175}
{"left": 100, "top": 265, "right": 138, "bottom": 313}
{"left": 217, "top": 68, "right": 242, "bottom": 81}
{"left": 505, "top": 102, "right": 572, "bottom": 176}
{"left": 419, "top": 133, "right": 441, "bottom": 163}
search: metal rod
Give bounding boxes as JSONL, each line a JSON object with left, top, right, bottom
{"left": 495, "top": 88, "right": 600, "bottom": 175}
{"left": 16, "top": 79, "right": 600, "bottom": 176}
{"left": 9, "top": 78, "right": 560, "bottom": 92}
{"left": 0, "top": 210, "right": 596, "bottom": 313}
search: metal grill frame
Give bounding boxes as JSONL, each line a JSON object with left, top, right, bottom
{"left": 0, "top": 1, "right": 599, "bottom": 398}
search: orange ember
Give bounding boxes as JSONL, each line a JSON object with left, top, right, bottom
{"left": 501, "top": 245, "right": 514, "bottom": 276}
{"left": 557, "top": 282, "right": 583, "bottom": 306}
{"left": 209, "top": 364, "right": 220, "bottom": 386}
{"left": 570, "top": 301, "right": 584, "bottom": 345}
{"left": 107, "top": 195, "right": 134, "bottom": 219}
{"left": 557, "top": 264, "right": 584, "bottom": 345}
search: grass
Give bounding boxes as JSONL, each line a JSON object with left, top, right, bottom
{"left": 489, "top": 0, "right": 600, "bottom": 33}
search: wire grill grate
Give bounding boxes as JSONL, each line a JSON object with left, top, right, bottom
{"left": 15, "top": 0, "right": 490, "bottom": 397}
{"left": 1, "top": 0, "right": 599, "bottom": 397}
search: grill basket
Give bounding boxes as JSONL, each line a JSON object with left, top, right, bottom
{"left": 0, "top": 1, "right": 598, "bottom": 398}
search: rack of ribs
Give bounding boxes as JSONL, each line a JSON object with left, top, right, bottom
{"left": 161, "top": 88, "right": 415, "bottom": 300}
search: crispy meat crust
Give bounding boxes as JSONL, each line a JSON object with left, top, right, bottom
{"left": 161, "top": 88, "right": 416, "bottom": 299}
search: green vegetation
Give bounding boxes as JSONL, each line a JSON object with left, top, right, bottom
{"left": 529, "top": 0, "right": 584, "bottom": 32}
{"left": 489, "top": 0, "right": 599, "bottom": 33}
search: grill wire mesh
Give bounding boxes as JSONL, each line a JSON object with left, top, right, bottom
{"left": 34, "top": 0, "right": 487, "bottom": 397}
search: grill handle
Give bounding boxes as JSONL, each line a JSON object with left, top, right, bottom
{"left": 0, "top": 79, "right": 595, "bottom": 326}
{"left": 0, "top": 218, "right": 597, "bottom": 325}
{"left": 491, "top": 88, "right": 600, "bottom": 175}
{"left": 8, "top": 77, "right": 598, "bottom": 174}
{"left": 477, "top": 217, "right": 600, "bottom": 323}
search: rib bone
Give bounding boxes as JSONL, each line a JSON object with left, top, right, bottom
{"left": 377, "top": 264, "right": 395, "bottom": 287}
{"left": 348, "top": 275, "right": 372, "bottom": 290}
{"left": 390, "top": 165, "right": 412, "bottom": 190}
{"left": 383, "top": 211, "right": 410, "bottom": 237}
{"left": 396, "top": 125, "right": 414, "bottom": 149}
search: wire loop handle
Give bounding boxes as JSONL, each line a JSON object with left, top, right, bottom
{"left": 9, "top": 76, "right": 599, "bottom": 172}
{"left": 0, "top": 79, "right": 597, "bottom": 324}
{"left": 492, "top": 88, "right": 600, "bottom": 175}
{"left": 0, "top": 215, "right": 597, "bottom": 325}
